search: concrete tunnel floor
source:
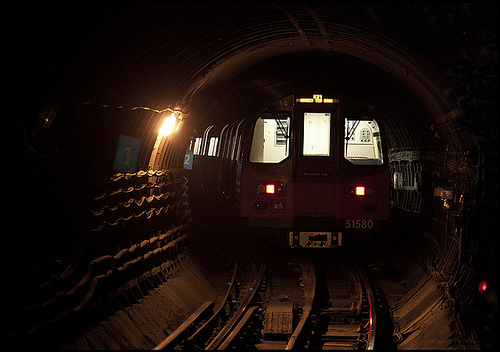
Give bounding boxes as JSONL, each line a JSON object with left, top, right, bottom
{"left": 61, "top": 214, "right": 456, "bottom": 350}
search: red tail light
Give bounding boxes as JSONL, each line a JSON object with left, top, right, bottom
{"left": 266, "top": 184, "right": 275, "bottom": 194}
{"left": 257, "top": 182, "right": 286, "bottom": 195}
{"left": 350, "top": 186, "right": 374, "bottom": 196}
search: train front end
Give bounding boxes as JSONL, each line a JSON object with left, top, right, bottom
{"left": 240, "top": 93, "right": 390, "bottom": 248}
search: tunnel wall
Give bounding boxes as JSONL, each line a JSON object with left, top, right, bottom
{"left": 3, "top": 168, "right": 192, "bottom": 348}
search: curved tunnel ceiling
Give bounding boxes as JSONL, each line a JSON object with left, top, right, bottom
{"left": 176, "top": 4, "right": 456, "bottom": 127}
{"left": 98, "top": 3, "right": 454, "bottom": 126}
{"left": 16, "top": 2, "right": 488, "bottom": 145}
{"left": 183, "top": 50, "right": 441, "bottom": 150}
{"left": 9, "top": 2, "right": 496, "bottom": 201}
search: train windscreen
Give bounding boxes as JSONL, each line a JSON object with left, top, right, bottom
{"left": 344, "top": 119, "right": 384, "bottom": 165}
{"left": 303, "top": 112, "right": 331, "bottom": 156}
{"left": 249, "top": 117, "right": 290, "bottom": 163}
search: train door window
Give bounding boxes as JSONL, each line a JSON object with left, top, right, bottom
{"left": 344, "top": 119, "right": 384, "bottom": 165}
{"left": 207, "top": 137, "right": 218, "bottom": 156}
{"left": 249, "top": 117, "right": 290, "bottom": 163}
{"left": 303, "top": 112, "right": 331, "bottom": 156}
{"left": 192, "top": 137, "right": 203, "bottom": 155}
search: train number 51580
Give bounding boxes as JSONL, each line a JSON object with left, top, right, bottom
{"left": 345, "top": 219, "right": 374, "bottom": 229}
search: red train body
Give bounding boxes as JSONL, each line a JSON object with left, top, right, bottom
{"left": 239, "top": 93, "right": 390, "bottom": 248}
{"left": 187, "top": 92, "right": 390, "bottom": 249}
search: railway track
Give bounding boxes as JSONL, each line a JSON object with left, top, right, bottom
{"left": 154, "top": 260, "right": 266, "bottom": 350}
{"left": 255, "top": 257, "right": 315, "bottom": 350}
{"left": 306, "top": 264, "right": 376, "bottom": 350}
{"left": 154, "top": 255, "right": 377, "bottom": 350}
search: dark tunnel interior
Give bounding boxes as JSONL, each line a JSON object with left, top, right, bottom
{"left": 5, "top": 2, "right": 498, "bottom": 349}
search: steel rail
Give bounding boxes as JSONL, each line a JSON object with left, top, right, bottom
{"left": 352, "top": 266, "right": 377, "bottom": 350}
{"left": 153, "top": 301, "right": 215, "bottom": 350}
{"left": 154, "top": 262, "right": 238, "bottom": 350}
{"left": 285, "top": 259, "right": 316, "bottom": 350}
{"left": 206, "top": 263, "right": 266, "bottom": 350}
{"left": 217, "top": 306, "right": 260, "bottom": 350}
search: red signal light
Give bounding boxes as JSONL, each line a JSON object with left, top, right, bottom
{"left": 479, "top": 280, "right": 488, "bottom": 293}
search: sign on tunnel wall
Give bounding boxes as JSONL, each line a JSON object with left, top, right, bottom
{"left": 184, "top": 149, "right": 193, "bottom": 170}
{"left": 113, "top": 135, "right": 141, "bottom": 173}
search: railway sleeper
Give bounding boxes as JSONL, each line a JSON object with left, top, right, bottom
{"left": 321, "top": 311, "right": 360, "bottom": 323}
{"left": 322, "top": 307, "right": 359, "bottom": 316}
{"left": 323, "top": 324, "right": 361, "bottom": 339}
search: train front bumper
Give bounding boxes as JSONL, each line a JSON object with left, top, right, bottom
{"left": 288, "top": 231, "right": 343, "bottom": 248}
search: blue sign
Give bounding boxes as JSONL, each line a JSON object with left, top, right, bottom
{"left": 113, "top": 135, "right": 141, "bottom": 173}
{"left": 184, "top": 149, "right": 193, "bottom": 170}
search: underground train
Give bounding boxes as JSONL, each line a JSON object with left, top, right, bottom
{"left": 189, "top": 92, "right": 390, "bottom": 248}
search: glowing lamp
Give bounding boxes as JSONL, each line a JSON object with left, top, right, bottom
{"left": 266, "top": 184, "right": 275, "bottom": 194}
{"left": 355, "top": 186, "right": 365, "bottom": 196}
{"left": 159, "top": 112, "right": 177, "bottom": 138}
{"left": 479, "top": 280, "right": 488, "bottom": 293}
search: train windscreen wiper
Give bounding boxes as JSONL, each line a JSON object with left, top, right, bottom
{"left": 345, "top": 120, "right": 360, "bottom": 154}
{"left": 275, "top": 118, "right": 290, "bottom": 139}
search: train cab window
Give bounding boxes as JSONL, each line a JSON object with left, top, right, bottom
{"left": 303, "top": 112, "right": 331, "bottom": 156}
{"left": 249, "top": 117, "right": 290, "bottom": 163}
{"left": 344, "top": 119, "right": 384, "bottom": 165}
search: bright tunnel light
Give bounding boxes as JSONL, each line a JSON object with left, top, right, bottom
{"left": 159, "top": 112, "right": 177, "bottom": 138}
